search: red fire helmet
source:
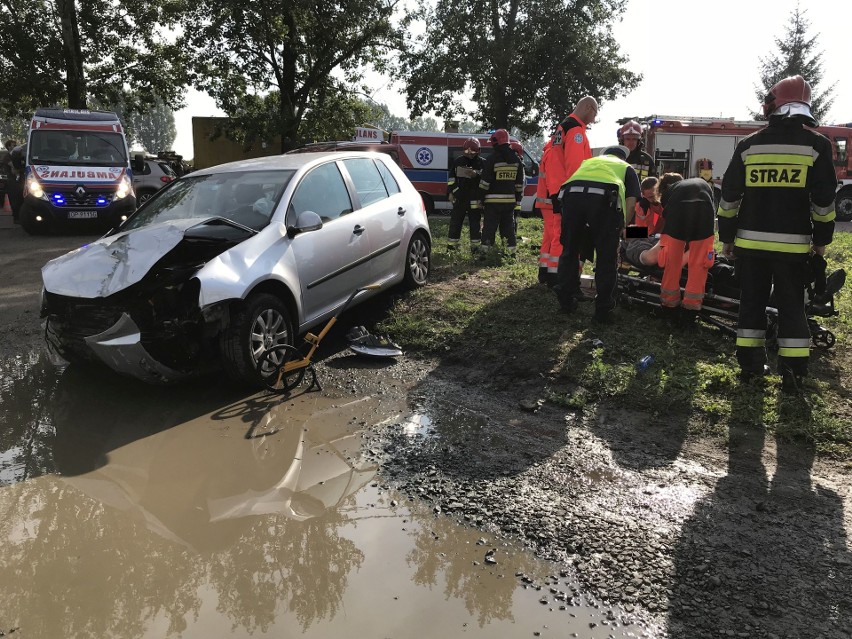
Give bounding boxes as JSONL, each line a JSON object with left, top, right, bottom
{"left": 489, "top": 129, "right": 509, "bottom": 145}
{"left": 763, "top": 75, "right": 812, "bottom": 118}
{"left": 463, "top": 137, "right": 480, "bottom": 153}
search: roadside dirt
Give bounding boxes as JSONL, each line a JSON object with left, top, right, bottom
{"left": 2, "top": 226, "right": 850, "bottom": 638}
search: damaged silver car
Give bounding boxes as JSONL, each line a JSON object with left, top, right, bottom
{"left": 40, "top": 152, "right": 432, "bottom": 384}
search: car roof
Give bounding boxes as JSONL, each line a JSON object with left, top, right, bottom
{"left": 190, "top": 151, "right": 390, "bottom": 176}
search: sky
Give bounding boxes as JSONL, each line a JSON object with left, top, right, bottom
{"left": 172, "top": 0, "right": 850, "bottom": 158}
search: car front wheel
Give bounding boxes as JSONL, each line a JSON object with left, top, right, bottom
{"left": 404, "top": 231, "right": 431, "bottom": 288}
{"left": 220, "top": 293, "right": 294, "bottom": 385}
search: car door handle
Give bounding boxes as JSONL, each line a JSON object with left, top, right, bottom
{"left": 397, "top": 207, "right": 406, "bottom": 216}
{"left": 353, "top": 225, "right": 365, "bottom": 235}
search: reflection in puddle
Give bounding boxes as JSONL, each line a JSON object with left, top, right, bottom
{"left": 0, "top": 354, "right": 651, "bottom": 638}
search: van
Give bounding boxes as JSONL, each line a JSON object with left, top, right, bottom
{"left": 20, "top": 108, "right": 142, "bottom": 234}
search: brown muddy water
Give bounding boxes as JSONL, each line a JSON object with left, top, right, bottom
{"left": 1, "top": 353, "right": 652, "bottom": 639}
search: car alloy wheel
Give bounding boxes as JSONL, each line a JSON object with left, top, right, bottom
{"left": 405, "top": 232, "right": 431, "bottom": 288}
{"left": 250, "top": 307, "right": 290, "bottom": 366}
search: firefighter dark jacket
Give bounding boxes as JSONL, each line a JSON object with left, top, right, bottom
{"left": 718, "top": 118, "right": 836, "bottom": 260}
{"left": 626, "top": 148, "right": 657, "bottom": 180}
{"left": 479, "top": 144, "right": 525, "bottom": 207}
{"left": 448, "top": 154, "right": 484, "bottom": 200}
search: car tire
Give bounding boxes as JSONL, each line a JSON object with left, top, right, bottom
{"left": 137, "top": 189, "right": 158, "bottom": 205}
{"left": 220, "top": 293, "right": 294, "bottom": 385}
{"left": 835, "top": 188, "right": 852, "bottom": 222}
{"left": 404, "top": 231, "right": 431, "bottom": 288}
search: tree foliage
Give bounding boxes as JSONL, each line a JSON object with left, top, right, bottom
{"left": 400, "top": 0, "right": 640, "bottom": 137}
{"left": 0, "top": 0, "right": 189, "bottom": 119}
{"left": 752, "top": 4, "right": 836, "bottom": 122}
{"left": 182, "top": 0, "right": 403, "bottom": 151}
{"left": 126, "top": 99, "right": 177, "bottom": 153}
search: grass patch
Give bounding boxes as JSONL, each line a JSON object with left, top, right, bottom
{"left": 379, "top": 215, "right": 852, "bottom": 459}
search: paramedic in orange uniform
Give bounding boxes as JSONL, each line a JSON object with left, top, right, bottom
{"left": 551, "top": 97, "right": 597, "bottom": 201}
{"left": 656, "top": 176, "right": 717, "bottom": 313}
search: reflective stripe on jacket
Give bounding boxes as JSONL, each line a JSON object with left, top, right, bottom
{"left": 718, "top": 120, "right": 836, "bottom": 259}
{"left": 564, "top": 155, "right": 629, "bottom": 219}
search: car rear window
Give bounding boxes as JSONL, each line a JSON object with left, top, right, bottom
{"left": 375, "top": 159, "right": 400, "bottom": 195}
{"left": 158, "top": 162, "right": 176, "bottom": 177}
{"left": 342, "top": 158, "right": 389, "bottom": 207}
{"left": 123, "top": 169, "right": 295, "bottom": 231}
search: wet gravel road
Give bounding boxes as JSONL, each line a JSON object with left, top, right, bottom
{"left": 2, "top": 226, "right": 851, "bottom": 638}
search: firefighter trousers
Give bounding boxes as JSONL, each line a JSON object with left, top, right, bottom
{"left": 735, "top": 256, "right": 810, "bottom": 376}
{"left": 658, "top": 235, "right": 715, "bottom": 310}
{"left": 448, "top": 198, "right": 481, "bottom": 246}
{"left": 482, "top": 203, "right": 516, "bottom": 250}
{"left": 556, "top": 192, "right": 622, "bottom": 313}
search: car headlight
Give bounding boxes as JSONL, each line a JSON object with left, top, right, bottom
{"left": 25, "top": 175, "right": 46, "bottom": 200}
{"left": 114, "top": 174, "right": 134, "bottom": 200}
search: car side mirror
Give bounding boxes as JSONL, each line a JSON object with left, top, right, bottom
{"left": 131, "top": 153, "right": 145, "bottom": 174}
{"left": 286, "top": 210, "right": 323, "bottom": 239}
{"left": 528, "top": 161, "right": 539, "bottom": 177}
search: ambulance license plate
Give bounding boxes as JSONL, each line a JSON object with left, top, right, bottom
{"left": 67, "top": 211, "right": 99, "bottom": 219}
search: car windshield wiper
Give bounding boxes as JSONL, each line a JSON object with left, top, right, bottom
{"left": 195, "top": 216, "right": 258, "bottom": 235}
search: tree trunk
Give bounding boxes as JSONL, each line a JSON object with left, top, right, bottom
{"left": 56, "top": 0, "right": 87, "bottom": 108}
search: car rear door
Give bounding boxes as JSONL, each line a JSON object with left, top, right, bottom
{"left": 339, "top": 157, "right": 407, "bottom": 283}
{"left": 285, "top": 160, "right": 373, "bottom": 325}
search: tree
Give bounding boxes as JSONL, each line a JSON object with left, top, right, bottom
{"left": 400, "top": 0, "right": 640, "bottom": 138}
{"left": 752, "top": 4, "right": 836, "bottom": 122}
{"left": 0, "top": 118, "right": 28, "bottom": 144}
{"left": 0, "top": 0, "right": 189, "bottom": 119}
{"left": 126, "top": 100, "right": 178, "bottom": 153}
{"left": 182, "top": 0, "right": 404, "bottom": 152}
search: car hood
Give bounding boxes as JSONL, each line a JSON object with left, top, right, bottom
{"left": 42, "top": 218, "right": 217, "bottom": 299}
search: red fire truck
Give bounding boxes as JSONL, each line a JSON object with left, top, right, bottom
{"left": 626, "top": 115, "right": 852, "bottom": 221}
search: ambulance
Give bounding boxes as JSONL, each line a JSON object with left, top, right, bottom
{"left": 386, "top": 130, "right": 540, "bottom": 215}
{"left": 19, "top": 108, "right": 142, "bottom": 235}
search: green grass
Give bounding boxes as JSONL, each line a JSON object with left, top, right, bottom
{"left": 379, "top": 216, "right": 852, "bottom": 459}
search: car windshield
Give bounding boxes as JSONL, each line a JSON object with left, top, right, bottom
{"left": 122, "top": 169, "right": 296, "bottom": 232}
{"left": 29, "top": 130, "right": 128, "bottom": 167}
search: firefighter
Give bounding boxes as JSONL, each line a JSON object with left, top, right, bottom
{"left": 656, "top": 176, "right": 716, "bottom": 313}
{"left": 447, "top": 137, "right": 485, "bottom": 251}
{"left": 717, "top": 75, "right": 836, "bottom": 393}
{"left": 555, "top": 145, "right": 640, "bottom": 322}
{"left": 479, "top": 129, "right": 524, "bottom": 255}
{"left": 618, "top": 120, "right": 657, "bottom": 181}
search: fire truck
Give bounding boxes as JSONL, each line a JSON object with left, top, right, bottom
{"left": 626, "top": 115, "right": 852, "bottom": 221}
{"left": 290, "top": 127, "right": 540, "bottom": 215}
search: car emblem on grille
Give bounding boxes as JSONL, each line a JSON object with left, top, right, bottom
{"left": 75, "top": 186, "right": 86, "bottom": 196}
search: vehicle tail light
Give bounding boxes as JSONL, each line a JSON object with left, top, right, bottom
{"left": 160, "top": 176, "right": 173, "bottom": 183}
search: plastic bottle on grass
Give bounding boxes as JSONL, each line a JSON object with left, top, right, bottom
{"left": 636, "top": 354, "right": 654, "bottom": 372}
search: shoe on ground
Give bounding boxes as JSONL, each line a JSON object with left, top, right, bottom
{"left": 780, "top": 369, "right": 806, "bottom": 395}
{"left": 739, "top": 365, "right": 770, "bottom": 384}
{"left": 559, "top": 299, "right": 579, "bottom": 314}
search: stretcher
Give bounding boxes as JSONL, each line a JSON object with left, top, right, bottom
{"left": 604, "top": 240, "right": 846, "bottom": 350}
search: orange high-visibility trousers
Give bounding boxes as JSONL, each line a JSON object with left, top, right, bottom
{"left": 542, "top": 203, "right": 562, "bottom": 277}
{"left": 657, "top": 235, "right": 715, "bottom": 310}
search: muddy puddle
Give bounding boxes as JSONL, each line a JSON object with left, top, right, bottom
{"left": 0, "top": 353, "right": 656, "bottom": 638}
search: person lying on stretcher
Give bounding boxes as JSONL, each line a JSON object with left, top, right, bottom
{"left": 623, "top": 173, "right": 716, "bottom": 312}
